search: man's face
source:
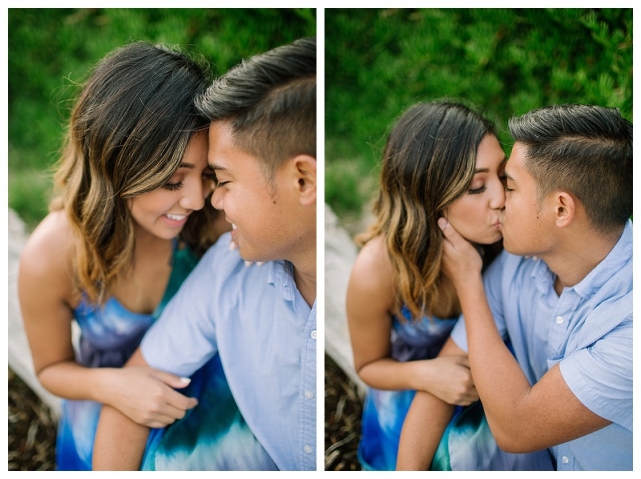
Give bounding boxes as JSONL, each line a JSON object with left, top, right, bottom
{"left": 501, "top": 142, "right": 555, "bottom": 256}
{"left": 208, "top": 121, "right": 298, "bottom": 263}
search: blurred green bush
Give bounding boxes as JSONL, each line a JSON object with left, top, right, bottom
{"left": 326, "top": 8, "right": 632, "bottom": 220}
{"left": 9, "top": 8, "right": 315, "bottom": 229}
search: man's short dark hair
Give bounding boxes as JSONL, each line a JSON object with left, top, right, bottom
{"left": 196, "top": 37, "right": 316, "bottom": 177}
{"left": 508, "top": 104, "right": 632, "bottom": 236}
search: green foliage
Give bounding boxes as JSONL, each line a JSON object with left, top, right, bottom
{"left": 8, "top": 8, "right": 315, "bottom": 230}
{"left": 326, "top": 8, "right": 632, "bottom": 218}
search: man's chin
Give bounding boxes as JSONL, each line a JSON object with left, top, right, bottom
{"left": 237, "top": 247, "right": 269, "bottom": 264}
{"left": 501, "top": 237, "right": 523, "bottom": 256}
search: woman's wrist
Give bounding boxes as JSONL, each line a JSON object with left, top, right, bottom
{"left": 88, "top": 367, "right": 119, "bottom": 405}
{"left": 406, "top": 359, "right": 435, "bottom": 392}
{"left": 360, "top": 358, "right": 420, "bottom": 391}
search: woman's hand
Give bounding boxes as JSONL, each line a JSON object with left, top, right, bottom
{"left": 103, "top": 366, "right": 198, "bottom": 428}
{"left": 412, "top": 355, "right": 478, "bottom": 406}
{"left": 438, "top": 217, "right": 483, "bottom": 288}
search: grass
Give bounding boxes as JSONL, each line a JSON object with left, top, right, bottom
{"left": 325, "top": 8, "right": 632, "bottom": 218}
{"left": 8, "top": 8, "right": 316, "bottom": 231}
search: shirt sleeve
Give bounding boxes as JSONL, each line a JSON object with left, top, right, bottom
{"left": 140, "top": 244, "right": 221, "bottom": 378}
{"left": 450, "top": 251, "right": 509, "bottom": 352}
{"left": 559, "top": 315, "right": 633, "bottom": 431}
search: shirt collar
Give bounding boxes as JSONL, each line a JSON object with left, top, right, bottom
{"left": 572, "top": 220, "right": 632, "bottom": 299}
{"left": 530, "top": 220, "right": 632, "bottom": 298}
{"left": 268, "top": 259, "right": 296, "bottom": 302}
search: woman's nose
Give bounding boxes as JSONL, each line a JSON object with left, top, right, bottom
{"left": 490, "top": 179, "right": 506, "bottom": 210}
{"left": 180, "top": 180, "right": 206, "bottom": 211}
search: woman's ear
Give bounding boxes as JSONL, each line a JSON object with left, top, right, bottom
{"left": 293, "top": 154, "right": 316, "bottom": 206}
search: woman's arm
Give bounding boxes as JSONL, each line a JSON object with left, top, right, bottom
{"left": 396, "top": 337, "right": 467, "bottom": 470}
{"left": 346, "top": 236, "right": 477, "bottom": 404}
{"left": 18, "top": 212, "right": 196, "bottom": 426}
{"left": 93, "top": 349, "right": 152, "bottom": 471}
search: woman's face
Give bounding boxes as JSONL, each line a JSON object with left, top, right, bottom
{"left": 442, "top": 134, "right": 506, "bottom": 245}
{"left": 129, "top": 131, "right": 215, "bottom": 241}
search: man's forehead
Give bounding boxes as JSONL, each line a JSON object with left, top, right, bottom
{"left": 506, "top": 143, "right": 527, "bottom": 172}
{"left": 207, "top": 122, "right": 235, "bottom": 167}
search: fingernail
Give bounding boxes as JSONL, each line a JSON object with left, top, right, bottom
{"left": 244, "top": 260, "right": 252, "bottom": 267}
{"left": 180, "top": 377, "right": 191, "bottom": 384}
{"left": 229, "top": 241, "right": 237, "bottom": 251}
{"left": 256, "top": 262, "right": 265, "bottom": 267}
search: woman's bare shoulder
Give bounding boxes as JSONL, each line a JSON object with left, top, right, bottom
{"left": 20, "top": 210, "right": 75, "bottom": 286}
{"left": 348, "top": 234, "right": 395, "bottom": 299}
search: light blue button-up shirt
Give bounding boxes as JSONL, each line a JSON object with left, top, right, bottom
{"left": 451, "top": 221, "right": 632, "bottom": 470}
{"left": 141, "top": 232, "right": 317, "bottom": 471}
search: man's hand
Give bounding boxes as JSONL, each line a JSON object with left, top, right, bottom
{"left": 438, "top": 217, "right": 482, "bottom": 287}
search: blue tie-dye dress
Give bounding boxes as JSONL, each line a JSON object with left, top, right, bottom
{"left": 357, "top": 307, "right": 554, "bottom": 471}
{"left": 56, "top": 244, "right": 276, "bottom": 470}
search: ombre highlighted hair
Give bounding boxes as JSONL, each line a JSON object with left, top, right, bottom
{"left": 51, "top": 42, "right": 218, "bottom": 304}
{"left": 357, "top": 101, "right": 500, "bottom": 320}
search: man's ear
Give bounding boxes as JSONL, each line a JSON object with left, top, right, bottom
{"left": 554, "top": 191, "right": 576, "bottom": 227}
{"left": 292, "top": 154, "right": 316, "bottom": 206}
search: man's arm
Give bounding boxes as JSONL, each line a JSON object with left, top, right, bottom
{"left": 93, "top": 349, "right": 151, "bottom": 470}
{"left": 439, "top": 219, "right": 611, "bottom": 453}
{"left": 396, "top": 338, "right": 465, "bottom": 470}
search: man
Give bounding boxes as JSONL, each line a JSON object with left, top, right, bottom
{"left": 93, "top": 37, "right": 317, "bottom": 471}
{"left": 397, "top": 104, "right": 632, "bottom": 471}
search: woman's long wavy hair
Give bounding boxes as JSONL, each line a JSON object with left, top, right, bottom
{"left": 51, "top": 42, "right": 218, "bottom": 304}
{"left": 357, "top": 101, "right": 500, "bottom": 321}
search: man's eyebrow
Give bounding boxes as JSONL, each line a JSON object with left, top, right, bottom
{"left": 209, "top": 164, "right": 227, "bottom": 172}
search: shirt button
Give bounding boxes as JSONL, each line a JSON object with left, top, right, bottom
{"left": 304, "top": 445, "right": 313, "bottom": 454}
{"left": 305, "top": 390, "right": 314, "bottom": 399}
{"left": 311, "top": 330, "right": 317, "bottom": 339}
{"left": 562, "top": 456, "right": 569, "bottom": 464}
{"left": 556, "top": 316, "right": 564, "bottom": 324}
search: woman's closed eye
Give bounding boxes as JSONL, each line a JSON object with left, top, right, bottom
{"left": 468, "top": 184, "right": 486, "bottom": 195}
{"left": 163, "top": 180, "right": 183, "bottom": 191}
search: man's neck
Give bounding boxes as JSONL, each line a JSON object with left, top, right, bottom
{"left": 294, "top": 266, "right": 316, "bottom": 307}
{"left": 290, "top": 245, "right": 316, "bottom": 307}
{"left": 544, "top": 224, "right": 624, "bottom": 295}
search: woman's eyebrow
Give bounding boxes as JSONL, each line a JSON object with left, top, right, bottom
{"left": 178, "top": 162, "right": 196, "bottom": 169}
{"left": 474, "top": 157, "right": 507, "bottom": 174}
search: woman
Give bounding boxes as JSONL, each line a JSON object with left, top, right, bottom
{"left": 18, "top": 42, "right": 233, "bottom": 470}
{"left": 347, "top": 101, "right": 550, "bottom": 470}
